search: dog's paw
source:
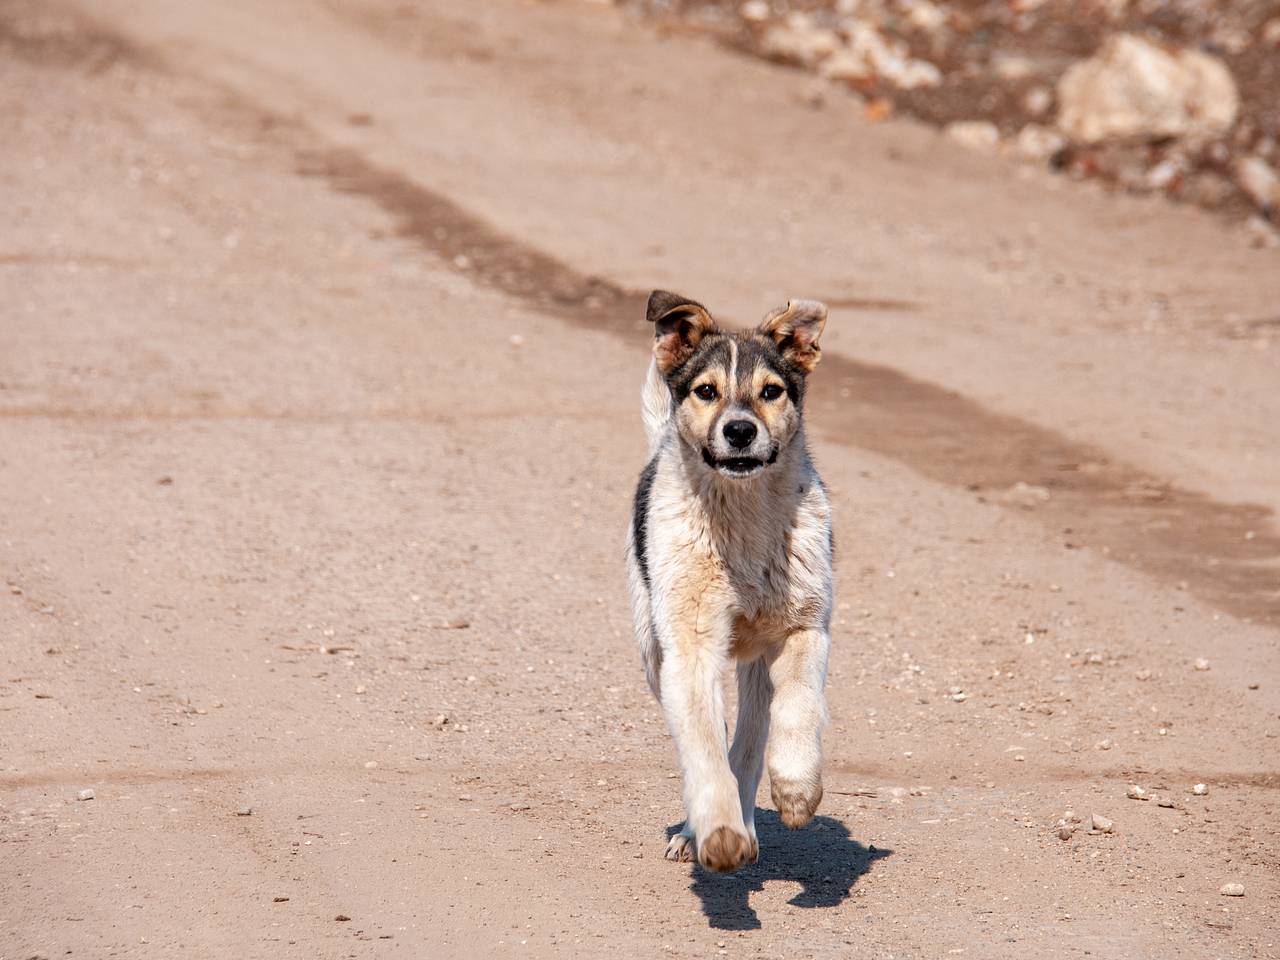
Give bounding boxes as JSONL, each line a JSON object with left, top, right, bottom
{"left": 664, "top": 831, "right": 695, "bottom": 863}
{"left": 697, "top": 825, "right": 757, "bottom": 873}
{"left": 771, "top": 777, "right": 823, "bottom": 829}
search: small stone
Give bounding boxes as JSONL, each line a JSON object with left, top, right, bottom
{"left": 76, "top": 788, "right": 95, "bottom": 801}
{"left": 1219, "top": 883, "right": 1245, "bottom": 897}
{"left": 1013, "top": 124, "right": 1066, "bottom": 162}
{"left": 364, "top": 760, "right": 378, "bottom": 769}
{"left": 1135, "top": 669, "right": 1152, "bottom": 681}
{"left": 1193, "top": 658, "right": 1210, "bottom": 671}
{"left": 1091, "top": 813, "right": 1114, "bottom": 833}
{"left": 993, "top": 53, "right": 1035, "bottom": 81}
{"left": 739, "top": 0, "right": 769, "bottom": 22}
{"left": 273, "top": 896, "right": 289, "bottom": 903}
{"left": 952, "top": 692, "right": 968, "bottom": 702}
{"left": 1236, "top": 156, "right": 1280, "bottom": 213}
{"left": 354, "top": 685, "right": 366, "bottom": 695}
{"left": 1095, "top": 738, "right": 1114, "bottom": 751}
{"left": 509, "top": 802, "right": 532, "bottom": 811}
{"left": 1245, "top": 215, "right": 1280, "bottom": 249}
{"left": 1126, "top": 785, "right": 1147, "bottom": 800}
{"left": 432, "top": 713, "right": 449, "bottom": 728}
{"left": 235, "top": 806, "right": 253, "bottom": 817}
{"left": 999, "top": 481, "right": 1051, "bottom": 508}
{"left": 1156, "top": 798, "right": 1176, "bottom": 808}
{"left": 508, "top": 334, "right": 524, "bottom": 347}
{"left": 335, "top": 914, "right": 352, "bottom": 921}
{"left": 945, "top": 121, "right": 1001, "bottom": 154}
{"left": 761, "top": 14, "right": 840, "bottom": 68}
{"left": 1023, "top": 86, "right": 1053, "bottom": 117}
{"left": 1057, "top": 825, "right": 1073, "bottom": 841}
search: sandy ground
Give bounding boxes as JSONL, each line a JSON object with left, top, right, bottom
{"left": 1, "top": 1, "right": 1278, "bottom": 958}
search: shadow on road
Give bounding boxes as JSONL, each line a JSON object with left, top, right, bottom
{"left": 668, "top": 810, "right": 892, "bottom": 930}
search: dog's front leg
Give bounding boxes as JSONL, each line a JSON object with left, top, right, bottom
{"left": 767, "top": 627, "right": 830, "bottom": 829}
{"left": 658, "top": 609, "right": 756, "bottom": 873}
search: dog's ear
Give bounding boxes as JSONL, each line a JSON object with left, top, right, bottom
{"left": 758, "top": 299, "right": 828, "bottom": 373}
{"left": 647, "top": 290, "right": 717, "bottom": 374}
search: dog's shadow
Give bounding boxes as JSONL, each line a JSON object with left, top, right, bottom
{"left": 668, "top": 810, "right": 892, "bottom": 930}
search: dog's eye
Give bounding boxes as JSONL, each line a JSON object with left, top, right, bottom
{"left": 760, "top": 383, "right": 784, "bottom": 401}
{"left": 694, "top": 383, "right": 718, "bottom": 402}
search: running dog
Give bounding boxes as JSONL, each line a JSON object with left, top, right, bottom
{"left": 626, "top": 290, "right": 833, "bottom": 873}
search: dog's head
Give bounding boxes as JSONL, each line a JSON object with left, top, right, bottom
{"left": 647, "top": 290, "right": 828, "bottom": 480}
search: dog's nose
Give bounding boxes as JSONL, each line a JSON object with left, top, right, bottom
{"left": 723, "top": 419, "right": 758, "bottom": 450}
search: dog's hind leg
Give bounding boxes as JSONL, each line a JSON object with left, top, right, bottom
{"left": 767, "top": 628, "right": 830, "bottom": 829}
{"left": 728, "top": 657, "right": 771, "bottom": 857}
{"left": 658, "top": 613, "right": 755, "bottom": 873}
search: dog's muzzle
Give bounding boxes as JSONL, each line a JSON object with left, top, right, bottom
{"left": 701, "top": 446, "right": 779, "bottom": 479}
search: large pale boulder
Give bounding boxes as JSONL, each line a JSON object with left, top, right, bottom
{"left": 1056, "top": 34, "right": 1238, "bottom": 143}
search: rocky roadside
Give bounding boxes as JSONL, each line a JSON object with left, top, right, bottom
{"left": 614, "top": 0, "right": 1280, "bottom": 246}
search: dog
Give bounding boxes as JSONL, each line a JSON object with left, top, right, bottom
{"left": 625, "top": 289, "right": 833, "bottom": 873}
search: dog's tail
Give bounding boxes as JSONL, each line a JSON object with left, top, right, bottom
{"left": 641, "top": 359, "right": 671, "bottom": 455}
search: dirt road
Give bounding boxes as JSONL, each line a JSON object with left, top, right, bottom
{"left": 2, "top": 1, "right": 1278, "bottom": 957}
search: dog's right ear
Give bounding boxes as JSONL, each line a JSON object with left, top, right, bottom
{"left": 647, "top": 290, "right": 716, "bottom": 375}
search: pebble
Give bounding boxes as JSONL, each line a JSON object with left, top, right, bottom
{"left": 1219, "top": 883, "right": 1245, "bottom": 897}
{"left": 1091, "top": 813, "right": 1114, "bottom": 833}
{"left": 1013, "top": 124, "right": 1066, "bottom": 162}
{"left": 1022, "top": 86, "right": 1053, "bottom": 117}
{"left": 1235, "top": 155, "right": 1280, "bottom": 212}
{"left": 999, "top": 481, "right": 1051, "bottom": 508}
{"left": 1125, "top": 785, "right": 1148, "bottom": 800}
{"left": 76, "top": 788, "right": 95, "bottom": 801}
{"left": 354, "top": 685, "right": 366, "bottom": 695}
{"left": 945, "top": 121, "right": 1001, "bottom": 154}
{"left": 364, "top": 760, "right": 378, "bottom": 769}
{"left": 1192, "top": 783, "right": 1208, "bottom": 796}
{"left": 1193, "top": 658, "right": 1211, "bottom": 671}
{"left": 335, "top": 914, "right": 352, "bottom": 922}
{"left": 1095, "top": 738, "right": 1114, "bottom": 751}
{"left": 1056, "top": 825, "right": 1073, "bottom": 841}
{"left": 235, "top": 806, "right": 254, "bottom": 817}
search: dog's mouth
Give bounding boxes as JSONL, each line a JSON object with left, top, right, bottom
{"left": 701, "top": 448, "right": 778, "bottom": 478}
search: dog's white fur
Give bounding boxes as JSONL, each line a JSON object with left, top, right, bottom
{"left": 626, "top": 297, "right": 833, "bottom": 873}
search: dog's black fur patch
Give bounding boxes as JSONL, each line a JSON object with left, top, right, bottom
{"left": 632, "top": 455, "right": 658, "bottom": 585}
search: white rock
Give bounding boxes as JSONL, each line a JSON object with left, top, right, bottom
{"left": 739, "top": 0, "right": 770, "bottom": 23}
{"left": 1219, "top": 882, "right": 1245, "bottom": 897}
{"left": 903, "top": 0, "right": 948, "bottom": 33}
{"left": 76, "top": 788, "right": 95, "bottom": 801}
{"left": 1194, "top": 657, "right": 1210, "bottom": 671}
{"left": 1245, "top": 215, "right": 1280, "bottom": 249}
{"left": 1125, "top": 784, "right": 1147, "bottom": 800}
{"left": 822, "top": 22, "right": 941, "bottom": 90}
{"left": 1056, "top": 34, "right": 1238, "bottom": 143}
{"left": 946, "top": 121, "right": 1001, "bottom": 153}
{"left": 1023, "top": 86, "right": 1053, "bottom": 117}
{"left": 1091, "top": 813, "right": 1114, "bottom": 833}
{"left": 1235, "top": 156, "right": 1280, "bottom": 212}
{"left": 993, "top": 53, "right": 1035, "bottom": 81}
{"left": 761, "top": 14, "right": 840, "bottom": 67}
{"left": 1013, "top": 124, "right": 1066, "bottom": 162}
{"left": 1192, "top": 783, "right": 1208, "bottom": 796}
{"left": 999, "top": 481, "right": 1051, "bottom": 508}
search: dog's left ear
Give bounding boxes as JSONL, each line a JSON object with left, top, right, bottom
{"left": 647, "top": 290, "right": 717, "bottom": 375}
{"left": 759, "top": 299, "right": 828, "bottom": 373}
